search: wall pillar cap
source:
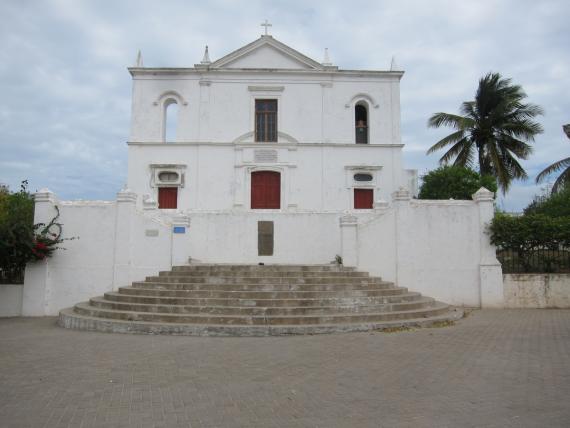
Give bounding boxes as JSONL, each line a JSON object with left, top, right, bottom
{"left": 34, "top": 189, "right": 58, "bottom": 203}
{"left": 142, "top": 194, "right": 158, "bottom": 210}
{"left": 116, "top": 187, "right": 137, "bottom": 203}
{"left": 392, "top": 187, "right": 411, "bottom": 201}
{"left": 472, "top": 187, "right": 494, "bottom": 202}
{"left": 172, "top": 214, "right": 190, "bottom": 227}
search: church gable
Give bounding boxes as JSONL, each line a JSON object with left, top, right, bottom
{"left": 210, "top": 36, "right": 323, "bottom": 70}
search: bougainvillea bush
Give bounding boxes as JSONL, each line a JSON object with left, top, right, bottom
{"left": 0, "top": 182, "right": 71, "bottom": 283}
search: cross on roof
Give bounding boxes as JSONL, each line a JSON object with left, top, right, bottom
{"left": 261, "top": 19, "right": 272, "bottom": 36}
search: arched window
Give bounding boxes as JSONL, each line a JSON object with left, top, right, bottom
{"left": 163, "top": 99, "right": 178, "bottom": 143}
{"left": 355, "top": 102, "right": 369, "bottom": 144}
{"left": 251, "top": 171, "right": 281, "bottom": 209}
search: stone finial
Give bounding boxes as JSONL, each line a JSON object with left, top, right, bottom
{"left": 201, "top": 45, "right": 211, "bottom": 64}
{"left": 322, "top": 48, "right": 332, "bottom": 66}
{"left": 472, "top": 187, "right": 495, "bottom": 202}
{"left": 390, "top": 55, "right": 400, "bottom": 71}
{"left": 135, "top": 50, "right": 144, "bottom": 67}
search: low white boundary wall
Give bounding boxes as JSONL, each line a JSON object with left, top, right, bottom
{"left": 504, "top": 274, "right": 570, "bottom": 308}
{"left": 0, "top": 284, "right": 23, "bottom": 317}
{"left": 21, "top": 187, "right": 504, "bottom": 316}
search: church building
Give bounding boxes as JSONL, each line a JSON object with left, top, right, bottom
{"left": 127, "top": 29, "right": 417, "bottom": 220}
{"left": 19, "top": 25, "right": 504, "bottom": 320}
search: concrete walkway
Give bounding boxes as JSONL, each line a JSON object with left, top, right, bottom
{"left": 0, "top": 310, "right": 569, "bottom": 428}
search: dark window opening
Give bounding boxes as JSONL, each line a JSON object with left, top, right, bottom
{"left": 354, "top": 188, "right": 373, "bottom": 209}
{"left": 255, "top": 99, "right": 277, "bottom": 142}
{"left": 158, "top": 187, "right": 178, "bottom": 209}
{"left": 354, "top": 173, "right": 373, "bottom": 182}
{"left": 251, "top": 171, "right": 281, "bottom": 209}
{"left": 355, "top": 103, "right": 368, "bottom": 144}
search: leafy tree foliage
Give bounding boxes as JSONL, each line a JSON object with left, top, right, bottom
{"left": 427, "top": 72, "right": 543, "bottom": 193}
{"left": 524, "top": 187, "right": 570, "bottom": 218}
{"left": 418, "top": 165, "right": 497, "bottom": 200}
{"left": 536, "top": 124, "right": 570, "bottom": 193}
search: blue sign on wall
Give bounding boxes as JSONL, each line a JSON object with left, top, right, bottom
{"left": 173, "top": 226, "right": 186, "bottom": 234}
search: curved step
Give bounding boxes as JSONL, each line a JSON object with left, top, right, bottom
{"left": 104, "top": 291, "right": 425, "bottom": 306}
{"left": 143, "top": 276, "right": 385, "bottom": 285}
{"left": 89, "top": 295, "right": 436, "bottom": 315}
{"left": 160, "top": 270, "right": 370, "bottom": 278}
{"left": 133, "top": 280, "right": 393, "bottom": 291}
{"left": 59, "top": 306, "right": 463, "bottom": 336}
{"left": 171, "top": 264, "right": 356, "bottom": 273}
{"left": 73, "top": 301, "right": 450, "bottom": 325}
{"left": 118, "top": 286, "right": 409, "bottom": 299}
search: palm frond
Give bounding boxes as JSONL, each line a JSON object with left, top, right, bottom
{"left": 552, "top": 168, "right": 570, "bottom": 193}
{"left": 437, "top": 138, "right": 473, "bottom": 166}
{"left": 536, "top": 157, "right": 570, "bottom": 183}
{"left": 426, "top": 130, "right": 466, "bottom": 154}
{"left": 427, "top": 113, "right": 474, "bottom": 130}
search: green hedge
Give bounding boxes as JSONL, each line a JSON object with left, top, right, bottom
{"left": 490, "top": 213, "right": 570, "bottom": 272}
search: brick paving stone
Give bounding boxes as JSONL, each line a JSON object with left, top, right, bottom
{"left": 0, "top": 310, "right": 569, "bottom": 427}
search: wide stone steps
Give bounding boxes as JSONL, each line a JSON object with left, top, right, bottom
{"left": 89, "top": 295, "right": 436, "bottom": 315}
{"left": 103, "top": 291, "right": 425, "bottom": 306}
{"left": 118, "top": 286, "right": 408, "bottom": 299}
{"left": 132, "top": 280, "right": 393, "bottom": 291}
{"left": 72, "top": 301, "right": 451, "bottom": 325}
{"left": 58, "top": 264, "right": 461, "bottom": 336}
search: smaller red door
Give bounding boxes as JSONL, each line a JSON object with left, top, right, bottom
{"left": 158, "top": 187, "right": 178, "bottom": 209}
{"left": 354, "top": 189, "right": 373, "bottom": 209}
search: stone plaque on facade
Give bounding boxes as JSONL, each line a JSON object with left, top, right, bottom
{"left": 145, "top": 229, "right": 159, "bottom": 237}
{"left": 258, "top": 221, "right": 274, "bottom": 256}
{"left": 254, "top": 149, "right": 278, "bottom": 163}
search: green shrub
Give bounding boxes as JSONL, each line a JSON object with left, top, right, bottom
{"left": 524, "top": 187, "right": 570, "bottom": 217}
{"left": 418, "top": 166, "right": 498, "bottom": 200}
{"left": 490, "top": 213, "right": 570, "bottom": 272}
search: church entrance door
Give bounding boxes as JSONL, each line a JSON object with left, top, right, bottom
{"left": 251, "top": 171, "right": 281, "bottom": 209}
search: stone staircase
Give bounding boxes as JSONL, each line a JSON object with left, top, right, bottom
{"left": 59, "top": 264, "right": 461, "bottom": 336}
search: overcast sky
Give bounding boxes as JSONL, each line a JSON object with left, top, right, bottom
{"left": 1, "top": 0, "right": 568, "bottom": 211}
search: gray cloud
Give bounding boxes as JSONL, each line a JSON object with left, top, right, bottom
{"left": 0, "top": 0, "right": 568, "bottom": 210}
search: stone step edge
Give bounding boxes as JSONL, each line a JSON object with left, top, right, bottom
{"left": 121, "top": 286, "right": 407, "bottom": 294}
{"left": 58, "top": 306, "right": 463, "bottom": 336}
{"left": 104, "top": 291, "right": 424, "bottom": 304}
{"left": 73, "top": 301, "right": 447, "bottom": 321}
{"left": 90, "top": 295, "right": 435, "bottom": 311}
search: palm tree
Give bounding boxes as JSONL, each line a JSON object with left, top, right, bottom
{"left": 426, "top": 72, "right": 544, "bottom": 192}
{"left": 535, "top": 124, "right": 570, "bottom": 193}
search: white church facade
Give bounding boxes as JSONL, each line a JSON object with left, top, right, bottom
{"left": 18, "top": 31, "right": 504, "bottom": 317}
{"left": 128, "top": 34, "right": 417, "bottom": 216}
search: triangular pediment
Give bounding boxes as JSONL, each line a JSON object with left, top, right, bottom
{"left": 210, "top": 36, "right": 324, "bottom": 70}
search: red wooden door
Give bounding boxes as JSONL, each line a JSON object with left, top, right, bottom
{"left": 354, "top": 189, "right": 373, "bottom": 209}
{"left": 158, "top": 187, "right": 178, "bottom": 209}
{"left": 251, "top": 171, "right": 281, "bottom": 209}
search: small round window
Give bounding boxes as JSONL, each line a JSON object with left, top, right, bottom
{"left": 354, "top": 173, "right": 373, "bottom": 182}
{"left": 158, "top": 171, "right": 179, "bottom": 182}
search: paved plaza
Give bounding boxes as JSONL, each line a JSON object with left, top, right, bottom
{"left": 0, "top": 310, "right": 569, "bottom": 428}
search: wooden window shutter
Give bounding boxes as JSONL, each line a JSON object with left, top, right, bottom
{"left": 158, "top": 187, "right": 178, "bottom": 209}
{"left": 354, "top": 189, "right": 373, "bottom": 209}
